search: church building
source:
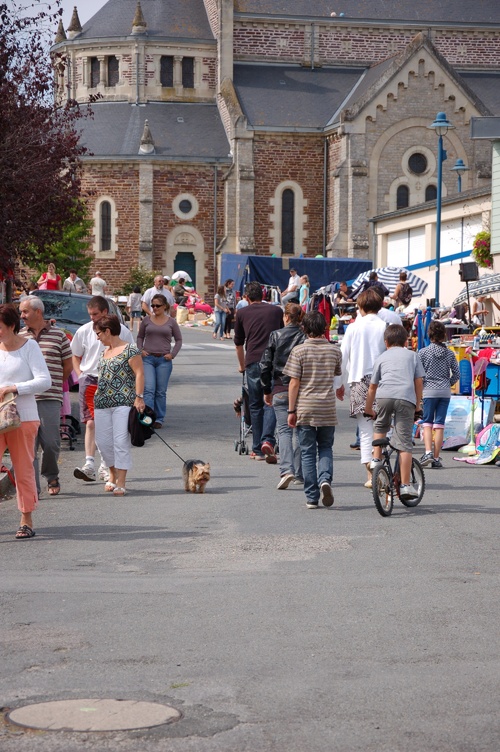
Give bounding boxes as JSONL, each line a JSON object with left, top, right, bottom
{"left": 52, "top": 0, "right": 500, "bottom": 296}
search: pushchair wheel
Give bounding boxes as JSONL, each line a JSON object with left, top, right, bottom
{"left": 245, "top": 445, "right": 249, "bottom": 455}
{"left": 234, "top": 440, "right": 239, "bottom": 451}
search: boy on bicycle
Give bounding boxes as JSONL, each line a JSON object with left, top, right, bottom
{"left": 364, "top": 324, "right": 425, "bottom": 501}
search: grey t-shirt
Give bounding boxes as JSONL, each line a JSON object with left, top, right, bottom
{"left": 371, "top": 347, "right": 425, "bottom": 406}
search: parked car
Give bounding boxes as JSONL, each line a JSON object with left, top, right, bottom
{"left": 28, "top": 290, "right": 124, "bottom": 336}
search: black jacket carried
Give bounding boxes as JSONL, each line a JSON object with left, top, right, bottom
{"left": 259, "top": 324, "right": 306, "bottom": 394}
{"left": 128, "top": 405, "right": 156, "bottom": 447}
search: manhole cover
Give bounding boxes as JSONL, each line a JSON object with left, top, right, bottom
{"left": 8, "top": 699, "right": 181, "bottom": 732}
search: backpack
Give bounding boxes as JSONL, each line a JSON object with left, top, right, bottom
{"left": 399, "top": 282, "right": 412, "bottom": 305}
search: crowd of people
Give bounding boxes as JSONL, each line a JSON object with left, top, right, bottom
{"left": 0, "top": 262, "right": 473, "bottom": 534}
{"left": 233, "top": 274, "right": 464, "bottom": 509}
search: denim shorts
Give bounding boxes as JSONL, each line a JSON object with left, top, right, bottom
{"left": 422, "top": 397, "right": 450, "bottom": 429}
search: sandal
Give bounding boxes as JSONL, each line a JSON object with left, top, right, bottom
{"left": 113, "top": 487, "right": 127, "bottom": 496}
{"left": 104, "top": 481, "right": 117, "bottom": 492}
{"left": 15, "top": 525, "right": 36, "bottom": 540}
{"left": 47, "top": 479, "right": 60, "bottom": 496}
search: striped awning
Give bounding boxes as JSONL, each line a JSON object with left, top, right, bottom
{"left": 351, "top": 267, "right": 428, "bottom": 297}
{"left": 453, "top": 273, "right": 500, "bottom": 305}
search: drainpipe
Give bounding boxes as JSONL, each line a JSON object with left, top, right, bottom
{"left": 213, "top": 165, "right": 218, "bottom": 295}
{"left": 323, "top": 137, "right": 327, "bottom": 253}
{"left": 311, "top": 23, "right": 315, "bottom": 70}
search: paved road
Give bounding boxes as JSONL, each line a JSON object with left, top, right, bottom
{"left": 1, "top": 326, "right": 499, "bottom": 751}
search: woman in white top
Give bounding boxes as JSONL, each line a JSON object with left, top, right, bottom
{"left": 0, "top": 304, "right": 51, "bottom": 539}
{"left": 336, "top": 289, "right": 387, "bottom": 488}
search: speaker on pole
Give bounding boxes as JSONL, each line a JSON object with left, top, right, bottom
{"left": 459, "top": 262, "right": 479, "bottom": 282}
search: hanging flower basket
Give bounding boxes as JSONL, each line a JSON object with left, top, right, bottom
{"left": 472, "top": 231, "right": 492, "bottom": 269}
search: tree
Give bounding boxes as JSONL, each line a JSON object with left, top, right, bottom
{"left": 28, "top": 200, "right": 94, "bottom": 282}
{"left": 115, "top": 266, "right": 161, "bottom": 296}
{"left": 0, "top": 1, "right": 91, "bottom": 276}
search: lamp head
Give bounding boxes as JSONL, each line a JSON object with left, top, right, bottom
{"left": 429, "top": 112, "right": 454, "bottom": 137}
{"left": 451, "top": 158, "right": 469, "bottom": 175}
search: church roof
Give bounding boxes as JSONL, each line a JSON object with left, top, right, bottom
{"left": 234, "top": 1, "right": 500, "bottom": 25}
{"left": 77, "top": 0, "right": 214, "bottom": 41}
{"left": 459, "top": 71, "right": 500, "bottom": 116}
{"left": 233, "top": 64, "right": 365, "bottom": 129}
{"left": 77, "top": 102, "right": 230, "bottom": 160}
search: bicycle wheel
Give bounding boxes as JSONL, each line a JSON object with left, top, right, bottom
{"left": 372, "top": 464, "right": 394, "bottom": 517}
{"left": 399, "top": 458, "right": 425, "bottom": 507}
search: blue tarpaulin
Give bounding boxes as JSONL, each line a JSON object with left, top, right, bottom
{"left": 220, "top": 255, "right": 372, "bottom": 296}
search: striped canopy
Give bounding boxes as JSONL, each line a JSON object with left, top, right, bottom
{"left": 453, "top": 273, "right": 500, "bottom": 305}
{"left": 351, "top": 267, "right": 428, "bottom": 297}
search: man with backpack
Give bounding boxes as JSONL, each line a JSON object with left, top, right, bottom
{"left": 393, "top": 272, "right": 413, "bottom": 308}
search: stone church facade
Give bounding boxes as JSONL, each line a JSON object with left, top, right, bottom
{"left": 52, "top": 0, "right": 500, "bottom": 295}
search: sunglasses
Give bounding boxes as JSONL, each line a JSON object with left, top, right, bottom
{"left": 151, "top": 304, "right": 164, "bottom": 308}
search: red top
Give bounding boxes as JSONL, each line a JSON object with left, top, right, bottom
{"left": 41, "top": 273, "right": 61, "bottom": 290}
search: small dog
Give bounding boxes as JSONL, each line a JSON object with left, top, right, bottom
{"left": 183, "top": 459, "right": 211, "bottom": 493}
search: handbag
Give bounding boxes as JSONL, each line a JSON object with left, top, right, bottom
{"left": 0, "top": 392, "right": 21, "bottom": 435}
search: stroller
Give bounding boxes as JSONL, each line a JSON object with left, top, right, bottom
{"left": 233, "top": 372, "right": 252, "bottom": 455}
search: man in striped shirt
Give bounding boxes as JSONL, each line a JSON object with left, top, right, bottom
{"left": 283, "top": 311, "right": 342, "bottom": 509}
{"left": 20, "top": 296, "right": 73, "bottom": 496}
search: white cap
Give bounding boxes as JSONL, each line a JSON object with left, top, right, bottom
{"left": 163, "top": 275, "right": 170, "bottom": 281}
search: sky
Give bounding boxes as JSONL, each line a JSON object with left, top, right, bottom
{"left": 58, "top": 0, "right": 106, "bottom": 26}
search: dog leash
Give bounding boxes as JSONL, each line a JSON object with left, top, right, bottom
{"left": 152, "top": 430, "right": 186, "bottom": 464}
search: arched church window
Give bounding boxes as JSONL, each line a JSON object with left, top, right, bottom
{"left": 90, "top": 57, "right": 100, "bottom": 88}
{"left": 281, "top": 189, "right": 295, "bottom": 255}
{"left": 100, "top": 201, "right": 111, "bottom": 251}
{"left": 182, "top": 57, "right": 194, "bottom": 88}
{"left": 425, "top": 185, "right": 437, "bottom": 202}
{"left": 107, "top": 56, "right": 119, "bottom": 87}
{"left": 161, "top": 56, "right": 174, "bottom": 87}
{"left": 396, "top": 185, "right": 409, "bottom": 209}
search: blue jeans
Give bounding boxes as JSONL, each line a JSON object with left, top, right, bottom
{"left": 422, "top": 397, "right": 450, "bottom": 428}
{"left": 273, "top": 391, "right": 301, "bottom": 478}
{"left": 214, "top": 310, "right": 226, "bottom": 339}
{"left": 246, "top": 362, "right": 276, "bottom": 455}
{"left": 296, "top": 425, "right": 335, "bottom": 504}
{"left": 143, "top": 355, "right": 173, "bottom": 425}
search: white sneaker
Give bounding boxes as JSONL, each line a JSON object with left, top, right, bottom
{"left": 277, "top": 473, "right": 295, "bottom": 490}
{"left": 400, "top": 484, "right": 418, "bottom": 501}
{"left": 369, "top": 457, "right": 383, "bottom": 470}
{"left": 74, "top": 463, "right": 96, "bottom": 482}
{"left": 98, "top": 464, "right": 110, "bottom": 482}
{"left": 320, "top": 482, "right": 334, "bottom": 507}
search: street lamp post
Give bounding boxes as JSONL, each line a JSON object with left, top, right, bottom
{"left": 429, "top": 112, "right": 455, "bottom": 306}
{"left": 451, "top": 158, "right": 469, "bottom": 193}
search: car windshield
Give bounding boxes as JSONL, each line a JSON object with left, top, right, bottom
{"left": 32, "top": 293, "right": 91, "bottom": 325}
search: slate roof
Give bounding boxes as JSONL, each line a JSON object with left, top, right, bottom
{"left": 459, "top": 71, "right": 500, "bottom": 116}
{"left": 233, "top": 64, "right": 365, "bottom": 129}
{"left": 234, "top": 1, "right": 500, "bottom": 24}
{"left": 77, "top": 102, "right": 230, "bottom": 160}
{"left": 77, "top": 0, "right": 214, "bottom": 41}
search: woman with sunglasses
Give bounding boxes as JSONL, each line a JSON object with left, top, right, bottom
{"left": 93, "top": 315, "right": 144, "bottom": 496}
{"left": 136, "top": 294, "right": 182, "bottom": 429}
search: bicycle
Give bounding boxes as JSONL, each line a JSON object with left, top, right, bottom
{"left": 371, "top": 437, "right": 426, "bottom": 517}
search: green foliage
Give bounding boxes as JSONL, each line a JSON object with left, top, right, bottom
{"left": 116, "top": 266, "right": 161, "bottom": 296}
{"left": 29, "top": 201, "right": 93, "bottom": 280}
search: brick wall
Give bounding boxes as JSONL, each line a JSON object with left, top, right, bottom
{"left": 82, "top": 163, "right": 140, "bottom": 292}
{"left": 234, "top": 23, "right": 306, "bottom": 62}
{"left": 253, "top": 134, "right": 324, "bottom": 256}
{"left": 153, "top": 165, "right": 225, "bottom": 297}
{"left": 203, "top": 0, "right": 219, "bottom": 39}
{"left": 233, "top": 21, "right": 500, "bottom": 68}
{"left": 202, "top": 57, "right": 216, "bottom": 89}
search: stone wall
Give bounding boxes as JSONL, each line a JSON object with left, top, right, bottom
{"left": 253, "top": 134, "right": 324, "bottom": 256}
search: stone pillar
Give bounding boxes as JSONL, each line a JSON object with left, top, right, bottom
{"left": 218, "top": 0, "right": 233, "bottom": 87}
{"left": 98, "top": 55, "right": 106, "bottom": 86}
{"left": 174, "top": 55, "right": 182, "bottom": 95}
{"left": 492, "top": 143, "right": 500, "bottom": 258}
{"left": 138, "top": 162, "right": 154, "bottom": 268}
{"left": 194, "top": 57, "right": 202, "bottom": 91}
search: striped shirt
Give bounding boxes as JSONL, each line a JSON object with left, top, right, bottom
{"left": 283, "top": 337, "right": 343, "bottom": 426}
{"left": 20, "top": 322, "right": 72, "bottom": 401}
